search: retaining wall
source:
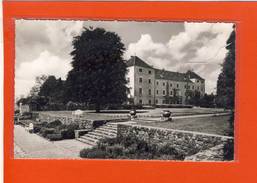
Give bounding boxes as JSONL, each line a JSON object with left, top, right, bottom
{"left": 117, "top": 124, "right": 233, "bottom": 157}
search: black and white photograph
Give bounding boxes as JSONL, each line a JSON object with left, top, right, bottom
{"left": 14, "top": 20, "right": 235, "bottom": 161}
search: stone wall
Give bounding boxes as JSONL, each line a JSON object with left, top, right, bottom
{"left": 185, "top": 144, "right": 227, "bottom": 161}
{"left": 117, "top": 124, "right": 233, "bottom": 157}
{"left": 36, "top": 112, "right": 95, "bottom": 130}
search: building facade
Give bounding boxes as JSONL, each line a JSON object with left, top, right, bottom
{"left": 126, "top": 56, "right": 205, "bottom": 105}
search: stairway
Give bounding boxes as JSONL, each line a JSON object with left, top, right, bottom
{"left": 76, "top": 123, "right": 118, "bottom": 146}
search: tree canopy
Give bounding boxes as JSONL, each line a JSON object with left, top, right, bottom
{"left": 216, "top": 25, "right": 235, "bottom": 109}
{"left": 65, "top": 27, "right": 128, "bottom": 112}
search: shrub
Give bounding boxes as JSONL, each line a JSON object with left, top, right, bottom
{"left": 223, "top": 140, "right": 234, "bottom": 161}
{"left": 80, "top": 148, "right": 108, "bottom": 159}
{"left": 40, "top": 127, "right": 55, "bottom": 137}
{"left": 46, "top": 133, "right": 63, "bottom": 141}
{"left": 33, "top": 121, "right": 48, "bottom": 133}
{"left": 58, "top": 123, "right": 80, "bottom": 139}
{"left": 46, "top": 120, "right": 62, "bottom": 128}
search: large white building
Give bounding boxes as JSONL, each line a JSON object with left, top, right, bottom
{"left": 126, "top": 56, "right": 205, "bottom": 105}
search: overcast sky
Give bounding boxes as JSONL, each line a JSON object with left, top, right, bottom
{"left": 15, "top": 20, "right": 234, "bottom": 98}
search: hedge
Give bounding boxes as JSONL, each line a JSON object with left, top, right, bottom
{"left": 46, "top": 133, "right": 63, "bottom": 141}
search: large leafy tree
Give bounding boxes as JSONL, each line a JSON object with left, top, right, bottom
{"left": 216, "top": 25, "right": 235, "bottom": 109}
{"left": 65, "top": 27, "right": 128, "bottom": 112}
{"left": 39, "top": 75, "right": 65, "bottom": 104}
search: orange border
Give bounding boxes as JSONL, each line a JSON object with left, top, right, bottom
{"left": 3, "top": 1, "right": 257, "bottom": 183}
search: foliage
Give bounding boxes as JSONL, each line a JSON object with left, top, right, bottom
{"left": 80, "top": 136, "right": 185, "bottom": 160}
{"left": 46, "top": 133, "right": 63, "bottom": 141}
{"left": 65, "top": 27, "right": 128, "bottom": 112}
{"left": 40, "top": 127, "right": 55, "bottom": 137}
{"left": 223, "top": 139, "right": 234, "bottom": 161}
{"left": 29, "top": 75, "right": 48, "bottom": 97}
{"left": 60, "top": 123, "right": 80, "bottom": 139}
{"left": 38, "top": 76, "right": 65, "bottom": 104}
{"left": 216, "top": 25, "right": 235, "bottom": 109}
{"left": 46, "top": 120, "right": 63, "bottom": 128}
{"left": 187, "top": 90, "right": 201, "bottom": 106}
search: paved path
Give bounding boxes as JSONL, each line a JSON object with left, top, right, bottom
{"left": 138, "top": 112, "right": 230, "bottom": 122}
{"left": 14, "top": 125, "right": 91, "bottom": 159}
{"left": 172, "top": 112, "right": 230, "bottom": 119}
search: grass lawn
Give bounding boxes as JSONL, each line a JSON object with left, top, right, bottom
{"left": 135, "top": 115, "right": 233, "bottom": 136}
{"left": 39, "top": 107, "right": 227, "bottom": 118}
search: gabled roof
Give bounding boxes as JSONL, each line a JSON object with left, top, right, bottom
{"left": 186, "top": 70, "right": 204, "bottom": 81}
{"left": 126, "top": 56, "right": 153, "bottom": 69}
{"left": 155, "top": 69, "right": 192, "bottom": 83}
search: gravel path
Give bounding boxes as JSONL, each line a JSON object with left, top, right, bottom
{"left": 14, "top": 125, "right": 91, "bottom": 159}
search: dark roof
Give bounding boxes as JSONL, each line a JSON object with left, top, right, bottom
{"left": 155, "top": 69, "right": 192, "bottom": 83}
{"left": 186, "top": 70, "right": 204, "bottom": 81}
{"left": 126, "top": 56, "right": 203, "bottom": 82}
{"left": 126, "top": 56, "right": 153, "bottom": 69}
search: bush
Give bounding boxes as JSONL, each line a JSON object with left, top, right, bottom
{"left": 223, "top": 140, "right": 234, "bottom": 161}
{"left": 80, "top": 147, "right": 108, "bottom": 159}
{"left": 46, "top": 120, "right": 62, "bottom": 128}
{"left": 58, "top": 123, "right": 80, "bottom": 139}
{"left": 80, "top": 136, "right": 186, "bottom": 160}
{"left": 33, "top": 121, "right": 48, "bottom": 133}
{"left": 40, "top": 127, "right": 55, "bottom": 137}
{"left": 46, "top": 133, "right": 63, "bottom": 141}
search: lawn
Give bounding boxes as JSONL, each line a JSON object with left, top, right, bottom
{"left": 38, "top": 107, "right": 227, "bottom": 119}
{"left": 135, "top": 115, "right": 233, "bottom": 136}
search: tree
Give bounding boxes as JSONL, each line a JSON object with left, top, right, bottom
{"left": 188, "top": 90, "right": 201, "bottom": 106}
{"left": 65, "top": 27, "right": 128, "bottom": 112}
{"left": 39, "top": 75, "right": 65, "bottom": 103}
{"left": 29, "top": 75, "right": 48, "bottom": 97}
{"left": 216, "top": 25, "right": 235, "bottom": 109}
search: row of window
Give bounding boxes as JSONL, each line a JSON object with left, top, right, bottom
{"left": 139, "top": 68, "right": 152, "bottom": 74}
{"left": 139, "top": 88, "right": 174, "bottom": 96}
{"left": 138, "top": 78, "right": 202, "bottom": 91}
{"left": 138, "top": 99, "right": 181, "bottom": 105}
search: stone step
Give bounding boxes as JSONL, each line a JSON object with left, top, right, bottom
{"left": 85, "top": 133, "right": 104, "bottom": 140}
{"left": 96, "top": 127, "right": 117, "bottom": 133}
{"left": 80, "top": 135, "right": 99, "bottom": 143}
{"left": 94, "top": 129, "right": 117, "bottom": 136}
{"left": 76, "top": 137, "right": 97, "bottom": 146}
{"left": 103, "top": 125, "right": 118, "bottom": 129}
{"left": 88, "top": 131, "right": 116, "bottom": 139}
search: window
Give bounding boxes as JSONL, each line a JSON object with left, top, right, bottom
{"left": 149, "top": 100, "right": 151, "bottom": 104}
{"left": 170, "top": 83, "right": 172, "bottom": 87}
{"left": 197, "top": 86, "right": 200, "bottom": 90}
{"left": 127, "top": 77, "right": 130, "bottom": 83}
{"left": 148, "top": 70, "right": 152, "bottom": 74}
{"left": 156, "top": 81, "right": 159, "bottom": 85}
{"left": 148, "top": 89, "right": 151, "bottom": 95}
{"left": 163, "top": 82, "right": 165, "bottom": 86}
{"left": 192, "top": 85, "right": 194, "bottom": 90}
{"left": 139, "top": 68, "right": 143, "bottom": 72}
{"left": 162, "top": 100, "right": 165, "bottom": 104}
{"left": 139, "top": 88, "right": 142, "bottom": 95}
{"left": 148, "top": 79, "right": 151, "bottom": 84}
{"left": 139, "top": 99, "right": 142, "bottom": 104}
{"left": 139, "top": 77, "right": 142, "bottom": 83}
{"left": 184, "top": 85, "right": 187, "bottom": 89}
{"left": 155, "top": 99, "right": 158, "bottom": 104}
{"left": 156, "top": 90, "right": 159, "bottom": 95}
{"left": 170, "top": 91, "right": 173, "bottom": 95}
{"left": 177, "top": 84, "right": 179, "bottom": 88}
{"left": 163, "top": 90, "right": 166, "bottom": 95}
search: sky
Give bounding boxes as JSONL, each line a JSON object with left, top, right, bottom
{"left": 15, "top": 20, "right": 234, "bottom": 98}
